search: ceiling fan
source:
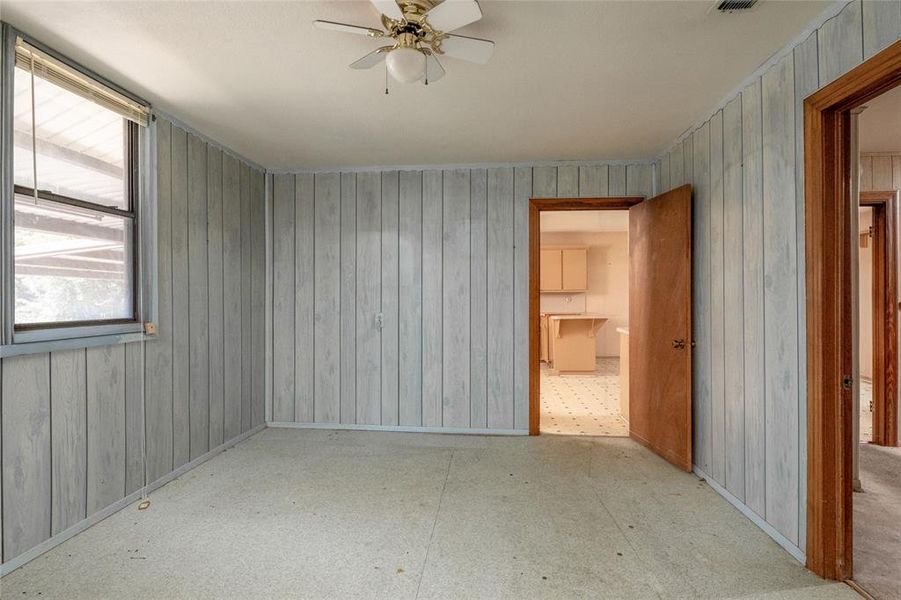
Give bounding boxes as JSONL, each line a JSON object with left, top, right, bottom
{"left": 314, "top": 0, "right": 495, "bottom": 85}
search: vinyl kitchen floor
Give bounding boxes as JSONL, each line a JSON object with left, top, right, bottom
{"left": 540, "top": 357, "right": 629, "bottom": 436}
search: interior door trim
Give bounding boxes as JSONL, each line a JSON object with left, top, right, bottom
{"left": 859, "top": 190, "right": 898, "bottom": 447}
{"left": 804, "top": 38, "right": 901, "bottom": 581}
{"left": 527, "top": 195, "right": 644, "bottom": 436}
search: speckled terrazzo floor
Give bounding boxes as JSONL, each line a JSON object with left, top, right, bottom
{"left": 0, "top": 428, "right": 856, "bottom": 599}
{"left": 540, "top": 357, "right": 628, "bottom": 436}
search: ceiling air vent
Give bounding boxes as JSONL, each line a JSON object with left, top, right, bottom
{"left": 715, "top": 0, "right": 759, "bottom": 12}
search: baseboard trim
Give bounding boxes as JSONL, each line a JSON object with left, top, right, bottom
{"left": 0, "top": 423, "right": 266, "bottom": 577}
{"left": 267, "top": 421, "right": 528, "bottom": 436}
{"left": 693, "top": 465, "right": 806, "bottom": 565}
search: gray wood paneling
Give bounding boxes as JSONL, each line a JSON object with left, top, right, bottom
{"left": 579, "top": 165, "right": 608, "bottom": 197}
{"left": 470, "top": 169, "right": 488, "bottom": 427}
{"left": 251, "top": 170, "right": 266, "bottom": 428}
{"left": 608, "top": 164, "right": 626, "bottom": 195}
{"left": 2, "top": 354, "right": 50, "bottom": 560}
{"left": 223, "top": 154, "right": 243, "bottom": 439}
{"left": 626, "top": 164, "right": 653, "bottom": 197}
{"left": 295, "top": 173, "right": 315, "bottom": 422}
{"left": 487, "top": 168, "right": 515, "bottom": 429}
{"left": 315, "top": 173, "right": 341, "bottom": 424}
{"left": 722, "top": 96, "right": 746, "bottom": 501}
{"left": 340, "top": 172, "right": 357, "bottom": 424}
{"left": 660, "top": 155, "right": 671, "bottom": 193}
{"left": 692, "top": 123, "right": 712, "bottom": 475}
{"left": 818, "top": 0, "right": 863, "bottom": 86}
{"left": 557, "top": 165, "right": 578, "bottom": 197}
{"left": 863, "top": 0, "right": 901, "bottom": 59}
{"left": 442, "top": 169, "right": 471, "bottom": 428}
{"left": 0, "top": 118, "right": 266, "bottom": 566}
{"left": 398, "top": 171, "right": 423, "bottom": 427}
{"left": 709, "top": 111, "right": 727, "bottom": 484}
{"left": 144, "top": 118, "right": 173, "bottom": 484}
{"left": 794, "top": 31, "right": 819, "bottom": 554}
{"left": 86, "top": 345, "right": 126, "bottom": 516}
{"left": 422, "top": 170, "right": 444, "bottom": 427}
{"left": 170, "top": 126, "right": 190, "bottom": 469}
{"left": 207, "top": 147, "right": 224, "bottom": 447}
{"left": 269, "top": 162, "right": 653, "bottom": 435}
{"left": 653, "top": 0, "right": 901, "bottom": 557}
{"left": 356, "top": 171, "right": 382, "bottom": 425}
{"left": 50, "top": 349, "right": 86, "bottom": 534}
{"left": 513, "top": 167, "right": 532, "bottom": 430}
{"left": 272, "top": 174, "right": 295, "bottom": 422}
{"left": 671, "top": 143, "right": 684, "bottom": 188}
{"left": 380, "top": 171, "right": 400, "bottom": 426}
{"left": 188, "top": 134, "right": 209, "bottom": 459}
{"left": 124, "top": 343, "right": 143, "bottom": 496}
{"left": 741, "top": 78, "right": 767, "bottom": 519}
{"left": 240, "top": 163, "right": 253, "bottom": 432}
{"left": 533, "top": 166, "right": 556, "bottom": 198}
{"left": 762, "top": 55, "right": 800, "bottom": 544}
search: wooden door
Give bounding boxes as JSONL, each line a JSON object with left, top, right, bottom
{"left": 628, "top": 185, "right": 693, "bottom": 471}
{"left": 540, "top": 249, "right": 562, "bottom": 291}
{"left": 562, "top": 248, "right": 588, "bottom": 290}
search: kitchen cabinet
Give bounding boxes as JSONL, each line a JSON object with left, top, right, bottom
{"left": 540, "top": 250, "right": 563, "bottom": 291}
{"left": 539, "top": 247, "right": 587, "bottom": 292}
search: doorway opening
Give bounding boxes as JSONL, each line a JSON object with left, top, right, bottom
{"left": 528, "top": 188, "right": 694, "bottom": 472}
{"left": 537, "top": 209, "right": 631, "bottom": 436}
{"left": 804, "top": 38, "right": 901, "bottom": 584}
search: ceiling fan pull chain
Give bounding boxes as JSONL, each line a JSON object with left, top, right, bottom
{"left": 425, "top": 53, "right": 429, "bottom": 86}
{"left": 385, "top": 62, "right": 389, "bottom": 95}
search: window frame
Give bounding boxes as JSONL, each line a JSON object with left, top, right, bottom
{"left": 0, "top": 23, "right": 157, "bottom": 357}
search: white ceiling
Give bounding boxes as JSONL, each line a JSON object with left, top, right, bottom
{"left": 859, "top": 84, "right": 901, "bottom": 153}
{"left": 541, "top": 210, "right": 629, "bottom": 233}
{"left": 1, "top": 1, "right": 831, "bottom": 170}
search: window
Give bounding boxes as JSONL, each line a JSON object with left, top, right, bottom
{"left": 2, "top": 30, "right": 152, "bottom": 350}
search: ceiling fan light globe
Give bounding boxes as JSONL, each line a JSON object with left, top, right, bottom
{"left": 386, "top": 47, "right": 426, "bottom": 83}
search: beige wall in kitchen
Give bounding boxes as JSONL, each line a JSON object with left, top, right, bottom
{"left": 539, "top": 231, "right": 628, "bottom": 357}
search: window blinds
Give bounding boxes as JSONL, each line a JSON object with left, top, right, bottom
{"left": 15, "top": 37, "right": 150, "bottom": 127}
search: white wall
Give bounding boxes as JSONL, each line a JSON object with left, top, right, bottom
{"left": 539, "top": 231, "right": 629, "bottom": 357}
{"left": 655, "top": 0, "right": 901, "bottom": 560}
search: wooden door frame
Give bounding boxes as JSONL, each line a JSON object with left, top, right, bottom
{"left": 528, "top": 196, "right": 644, "bottom": 436}
{"left": 859, "top": 190, "right": 898, "bottom": 447}
{"left": 805, "top": 39, "right": 901, "bottom": 581}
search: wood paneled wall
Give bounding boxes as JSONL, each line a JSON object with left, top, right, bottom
{"left": 656, "top": 0, "right": 901, "bottom": 557}
{"left": 270, "top": 163, "right": 654, "bottom": 431}
{"left": 0, "top": 118, "right": 266, "bottom": 565}
{"left": 860, "top": 152, "right": 901, "bottom": 190}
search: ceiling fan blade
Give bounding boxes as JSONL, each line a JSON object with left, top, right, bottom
{"left": 370, "top": 0, "right": 404, "bottom": 20}
{"left": 441, "top": 34, "right": 494, "bottom": 64}
{"left": 350, "top": 46, "right": 393, "bottom": 70}
{"left": 424, "top": 53, "right": 446, "bottom": 83}
{"left": 425, "top": 0, "right": 483, "bottom": 33}
{"left": 313, "top": 20, "right": 385, "bottom": 37}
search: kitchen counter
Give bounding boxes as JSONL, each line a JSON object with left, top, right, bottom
{"left": 546, "top": 314, "right": 608, "bottom": 374}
